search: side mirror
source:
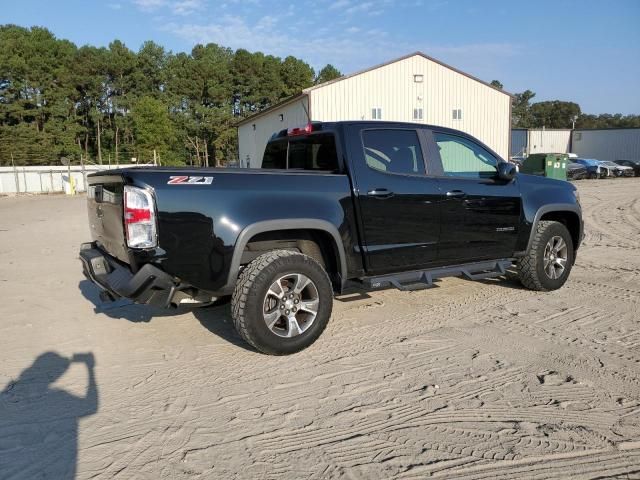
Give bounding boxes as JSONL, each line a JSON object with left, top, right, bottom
{"left": 497, "top": 162, "right": 517, "bottom": 181}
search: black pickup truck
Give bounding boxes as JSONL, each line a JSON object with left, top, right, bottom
{"left": 80, "top": 121, "right": 583, "bottom": 354}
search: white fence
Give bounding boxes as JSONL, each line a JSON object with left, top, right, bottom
{"left": 0, "top": 164, "right": 137, "bottom": 195}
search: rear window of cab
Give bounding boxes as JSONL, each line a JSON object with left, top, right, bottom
{"left": 262, "top": 134, "right": 339, "bottom": 172}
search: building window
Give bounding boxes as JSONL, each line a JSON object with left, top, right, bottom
{"left": 575, "top": 132, "right": 582, "bottom": 141}
{"left": 279, "top": 114, "right": 284, "bottom": 122}
{"left": 413, "top": 108, "right": 423, "bottom": 120}
{"left": 413, "top": 74, "right": 424, "bottom": 83}
{"left": 452, "top": 108, "right": 462, "bottom": 120}
{"left": 372, "top": 107, "right": 382, "bottom": 120}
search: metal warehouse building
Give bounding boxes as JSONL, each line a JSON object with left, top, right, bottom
{"left": 572, "top": 128, "right": 640, "bottom": 162}
{"left": 511, "top": 128, "right": 640, "bottom": 162}
{"left": 237, "top": 52, "right": 512, "bottom": 167}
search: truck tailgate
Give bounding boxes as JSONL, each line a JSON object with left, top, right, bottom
{"left": 86, "top": 174, "right": 130, "bottom": 264}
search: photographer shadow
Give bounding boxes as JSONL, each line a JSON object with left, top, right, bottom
{"left": 0, "top": 352, "right": 98, "bottom": 480}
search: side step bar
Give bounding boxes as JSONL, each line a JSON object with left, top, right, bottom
{"left": 362, "top": 259, "right": 513, "bottom": 292}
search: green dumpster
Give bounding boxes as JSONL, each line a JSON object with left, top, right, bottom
{"left": 520, "top": 153, "right": 568, "bottom": 180}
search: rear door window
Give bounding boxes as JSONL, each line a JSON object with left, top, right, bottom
{"left": 362, "top": 129, "right": 425, "bottom": 175}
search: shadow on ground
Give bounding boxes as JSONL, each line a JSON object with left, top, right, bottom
{"left": 78, "top": 280, "right": 254, "bottom": 351}
{"left": 0, "top": 351, "right": 98, "bottom": 480}
{"left": 473, "top": 270, "right": 529, "bottom": 291}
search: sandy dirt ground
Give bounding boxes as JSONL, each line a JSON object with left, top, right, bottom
{"left": 1, "top": 179, "right": 639, "bottom": 479}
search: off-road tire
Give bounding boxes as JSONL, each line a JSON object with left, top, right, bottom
{"left": 231, "top": 250, "right": 333, "bottom": 355}
{"left": 517, "top": 220, "right": 574, "bottom": 291}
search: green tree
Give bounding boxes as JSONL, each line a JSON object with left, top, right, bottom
{"left": 490, "top": 79, "right": 503, "bottom": 90}
{"left": 511, "top": 90, "right": 536, "bottom": 128}
{"left": 530, "top": 100, "right": 581, "bottom": 128}
{"left": 315, "top": 64, "right": 342, "bottom": 85}
{"left": 131, "top": 96, "right": 174, "bottom": 164}
{"left": 280, "top": 56, "right": 315, "bottom": 97}
{"left": 576, "top": 113, "right": 640, "bottom": 128}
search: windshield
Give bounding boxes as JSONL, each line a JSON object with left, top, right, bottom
{"left": 576, "top": 158, "right": 599, "bottom": 166}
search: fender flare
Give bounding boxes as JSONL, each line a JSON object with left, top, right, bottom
{"left": 516, "top": 203, "right": 583, "bottom": 256}
{"left": 222, "top": 219, "right": 348, "bottom": 292}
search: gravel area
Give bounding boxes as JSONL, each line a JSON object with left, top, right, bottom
{"left": 1, "top": 179, "right": 639, "bottom": 479}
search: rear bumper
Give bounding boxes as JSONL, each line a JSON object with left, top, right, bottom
{"left": 80, "top": 242, "right": 177, "bottom": 307}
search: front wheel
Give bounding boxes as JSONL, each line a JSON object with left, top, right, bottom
{"left": 517, "top": 220, "right": 574, "bottom": 291}
{"left": 231, "top": 250, "right": 333, "bottom": 355}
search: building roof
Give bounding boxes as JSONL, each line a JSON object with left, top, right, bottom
{"left": 237, "top": 51, "right": 513, "bottom": 126}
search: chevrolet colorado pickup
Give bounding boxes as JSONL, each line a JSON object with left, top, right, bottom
{"left": 80, "top": 121, "right": 583, "bottom": 354}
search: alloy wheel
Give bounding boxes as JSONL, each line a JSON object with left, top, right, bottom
{"left": 263, "top": 273, "right": 319, "bottom": 338}
{"left": 543, "top": 235, "right": 568, "bottom": 280}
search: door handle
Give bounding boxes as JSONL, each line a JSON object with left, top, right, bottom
{"left": 367, "top": 188, "right": 394, "bottom": 198}
{"left": 446, "top": 190, "right": 466, "bottom": 198}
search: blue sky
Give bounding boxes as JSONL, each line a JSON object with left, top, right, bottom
{"left": 3, "top": 0, "right": 639, "bottom": 114}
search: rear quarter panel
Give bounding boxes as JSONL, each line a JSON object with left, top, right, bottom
{"left": 126, "top": 169, "right": 360, "bottom": 292}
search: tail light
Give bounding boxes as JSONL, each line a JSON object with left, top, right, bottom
{"left": 124, "top": 186, "right": 157, "bottom": 248}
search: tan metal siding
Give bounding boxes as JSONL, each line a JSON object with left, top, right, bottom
{"left": 572, "top": 129, "right": 640, "bottom": 162}
{"left": 308, "top": 55, "right": 510, "bottom": 159}
{"left": 238, "top": 96, "right": 310, "bottom": 167}
{"left": 526, "top": 129, "right": 571, "bottom": 154}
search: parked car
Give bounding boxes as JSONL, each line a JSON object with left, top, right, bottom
{"left": 595, "top": 160, "right": 625, "bottom": 177}
{"left": 566, "top": 162, "right": 587, "bottom": 180}
{"left": 599, "top": 160, "right": 634, "bottom": 177}
{"left": 614, "top": 159, "right": 640, "bottom": 177}
{"left": 574, "top": 158, "right": 605, "bottom": 179}
{"left": 80, "top": 121, "right": 583, "bottom": 354}
{"left": 509, "top": 155, "right": 525, "bottom": 168}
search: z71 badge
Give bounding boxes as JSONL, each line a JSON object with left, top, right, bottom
{"left": 167, "top": 176, "right": 214, "bottom": 185}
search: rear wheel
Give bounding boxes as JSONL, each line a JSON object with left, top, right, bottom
{"left": 518, "top": 220, "right": 574, "bottom": 291}
{"left": 231, "top": 250, "right": 333, "bottom": 355}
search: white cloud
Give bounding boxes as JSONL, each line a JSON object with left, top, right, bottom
{"left": 329, "top": 0, "right": 350, "bottom": 10}
{"left": 345, "top": 1, "right": 373, "bottom": 14}
{"left": 172, "top": 0, "right": 204, "bottom": 15}
{"left": 167, "top": 13, "right": 411, "bottom": 73}
{"left": 131, "top": 0, "right": 203, "bottom": 15}
{"left": 165, "top": 15, "right": 289, "bottom": 54}
{"left": 157, "top": 0, "right": 519, "bottom": 82}
{"left": 133, "top": 0, "right": 166, "bottom": 10}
